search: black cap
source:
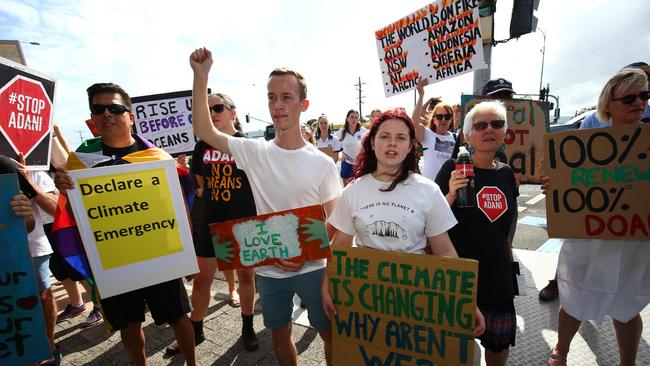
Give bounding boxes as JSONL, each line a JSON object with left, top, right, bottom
{"left": 481, "top": 78, "right": 515, "bottom": 96}
{"left": 623, "top": 61, "right": 650, "bottom": 74}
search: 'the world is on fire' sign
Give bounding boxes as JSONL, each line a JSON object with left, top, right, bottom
{"left": 375, "top": 0, "right": 485, "bottom": 97}
{"left": 328, "top": 247, "right": 478, "bottom": 366}
{"left": 209, "top": 205, "right": 331, "bottom": 270}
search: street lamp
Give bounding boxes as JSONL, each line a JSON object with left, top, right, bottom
{"left": 21, "top": 41, "right": 41, "bottom": 45}
{"left": 538, "top": 28, "right": 546, "bottom": 93}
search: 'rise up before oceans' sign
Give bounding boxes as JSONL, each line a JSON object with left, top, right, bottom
{"left": 329, "top": 247, "right": 478, "bottom": 365}
{"left": 67, "top": 159, "right": 198, "bottom": 298}
{"left": 376, "top": 0, "right": 485, "bottom": 97}
{"left": 131, "top": 90, "right": 199, "bottom": 156}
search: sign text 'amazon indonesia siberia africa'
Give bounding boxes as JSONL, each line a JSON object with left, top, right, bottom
{"left": 376, "top": 0, "right": 485, "bottom": 97}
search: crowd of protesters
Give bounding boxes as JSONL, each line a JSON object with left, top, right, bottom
{"left": 4, "top": 52, "right": 649, "bottom": 366}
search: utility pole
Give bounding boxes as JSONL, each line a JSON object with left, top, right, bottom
{"left": 538, "top": 27, "right": 546, "bottom": 92}
{"left": 354, "top": 77, "right": 366, "bottom": 119}
{"left": 76, "top": 130, "right": 84, "bottom": 145}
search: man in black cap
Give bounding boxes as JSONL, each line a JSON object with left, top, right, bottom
{"left": 481, "top": 78, "right": 516, "bottom": 99}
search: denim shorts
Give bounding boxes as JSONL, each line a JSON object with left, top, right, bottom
{"left": 32, "top": 255, "right": 52, "bottom": 292}
{"left": 256, "top": 268, "right": 330, "bottom": 331}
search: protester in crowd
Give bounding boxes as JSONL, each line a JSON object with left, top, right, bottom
{"left": 369, "top": 108, "right": 382, "bottom": 123}
{"left": 436, "top": 101, "right": 518, "bottom": 366}
{"left": 302, "top": 123, "right": 316, "bottom": 144}
{"left": 450, "top": 78, "right": 514, "bottom": 163}
{"left": 451, "top": 103, "right": 462, "bottom": 132}
{"left": 190, "top": 47, "right": 341, "bottom": 366}
{"left": 314, "top": 114, "right": 342, "bottom": 160}
{"left": 337, "top": 109, "right": 367, "bottom": 186}
{"left": 322, "top": 108, "right": 485, "bottom": 334}
{"left": 546, "top": 68, "right": 650, "bottom": 366}
{"left": 53, "top": 83, "right": 197, "bottom": 366}
{"left": 580, "top": 62, "right": 650, "bottom": 129}
{"left": 412, "top": 79, "right": 458, "bottom": 181}
{"left": 165, "top": 92, "right": 260, "bottom": 355}
{"left": 540, "top": 61, "right": 650, "bottom": 303}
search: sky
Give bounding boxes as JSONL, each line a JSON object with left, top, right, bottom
{"left": 1, "top": 0, "right": 649, "bottom": 148}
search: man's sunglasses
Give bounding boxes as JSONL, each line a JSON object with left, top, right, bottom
{"left": 473, "top": 120, "right": 506, "bottom": 131}
{"left": 434, "top": 113, "right": 452, "bottom": 120}
{"left": 210, "top": 104, "right": 228, "bottom": 113}
{"left": 613, "top": 91, "right": 650, "bottom": 105}
{"left": 90, "top": 103, "right": 130, "bottom": 115}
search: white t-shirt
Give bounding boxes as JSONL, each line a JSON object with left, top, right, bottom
{"left": 27, "top": 171, "right": 55, "bottom": 257}
{"left": 421, "top": 128, "right": 456, "bottom": 181}
{"left": 328, "top": 173, "right": 457, "bottom": 254}
{"left": 337, "top": 127, "right": 367, "bottom": 165}
{"left": 315, "top": 134, "right": 342, "bottom": 152}
{"left": 228, "top": 137, "right": 342, "bottom": 278}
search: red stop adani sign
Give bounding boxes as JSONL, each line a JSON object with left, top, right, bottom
{"left": 0, "top": 57, "right": 56, "bottom": 169}
{"left": 476, "top": 186, "right": 508, "bottom": 223}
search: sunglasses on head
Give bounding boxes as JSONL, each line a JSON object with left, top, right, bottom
{"left": 90, "top": 103, "right": 130, "bottom": 115}
{"left": 473, "top": 120, "right": 505, "bottom": 131}
{"left": 613, "top": 91, "right": 650, "bottom": 105}
{"left": 210, "top": 104, "right": 227, "bottom": 113}
{"left": 434, "top": 113, "right": 452, "bottom": 120}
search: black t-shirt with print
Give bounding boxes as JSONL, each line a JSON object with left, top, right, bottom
{"left": 436, "top": 159, "right": 519, "bottom": 309}
{"left": 191, "top": 133, "right": 256, "bottom": 247}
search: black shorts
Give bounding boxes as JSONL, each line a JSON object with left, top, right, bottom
{"left": 45, "top": 223, "right": 85, "bottom": 282}
{"left": 100, "top": 279, "right": 191, "bottom": 330}
{"left": 194, "top": 221, "right": 216, "bottom": 258}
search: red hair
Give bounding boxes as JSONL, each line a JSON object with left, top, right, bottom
{"left": 355, "top": 108, "right": 417, "bottom": 192}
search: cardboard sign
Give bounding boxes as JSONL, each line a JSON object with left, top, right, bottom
{"left": 375, "top": 0, "right": 485, "bottom": 97}
{"left": 0, "top": 58, "right": 56, "bottom": 169}
{"left": 209, "top": 205, "right": 331, "bottom": 270}
{"left": 319, "top": 146, "right": 339, "bottom": 162}
{"left": 328, "top": 247, "right": 478, "bottom": 366}
{"left": 544, "top": 123, "right": 650, "bottom": 240}
{"left": 131, "top": 90, "right": 198, "bottom": 156}
{"left": 0, "top": 174, "right": 51, "bottom": 365}
{"left": 67, "top": 159, "right": 198, "bottom": 298}
{"left": 461, "top": 96, "right": 550, "bottom": 184}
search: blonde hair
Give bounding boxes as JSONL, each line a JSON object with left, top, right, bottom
{"left": 597, "top": 68, "right": 648, "bottom": 122}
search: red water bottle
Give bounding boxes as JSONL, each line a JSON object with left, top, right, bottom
{"left": 455, "top": 146, "right": 475, "bottom": 208}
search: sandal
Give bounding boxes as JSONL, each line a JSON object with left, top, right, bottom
{"left": 548, "top": 347, "right": 567, "bottom": 366}
{"left": 229, "top": 293, "right": 241, "bottom": 308}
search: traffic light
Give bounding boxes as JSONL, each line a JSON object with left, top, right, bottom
{"left": 245, "top": 114, "right": 250, "bottom": 123}
{"left": 264, "top": 125, "right": 275, "bottom": 140}
{"left": 539, "top": 87, "right": 548, "bottom": 101}
{"left": 510, "top": 0, "right": 540, "bottom": 38}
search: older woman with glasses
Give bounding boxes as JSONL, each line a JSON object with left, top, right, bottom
{"left": 547, "top": 68, "right": 650, "bottom": 366}
{"left": 436, "top": 101, "right": 519, "bottom": 366}
{"left": 413, "top": 79, "right": 457, "bottom": 181}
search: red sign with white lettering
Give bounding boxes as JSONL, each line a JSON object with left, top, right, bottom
{"left": 476, "top": 186, "right": 508, "bottom": 223}
{"left": 0, "top": 75, "right": 52, "bottom": 157}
